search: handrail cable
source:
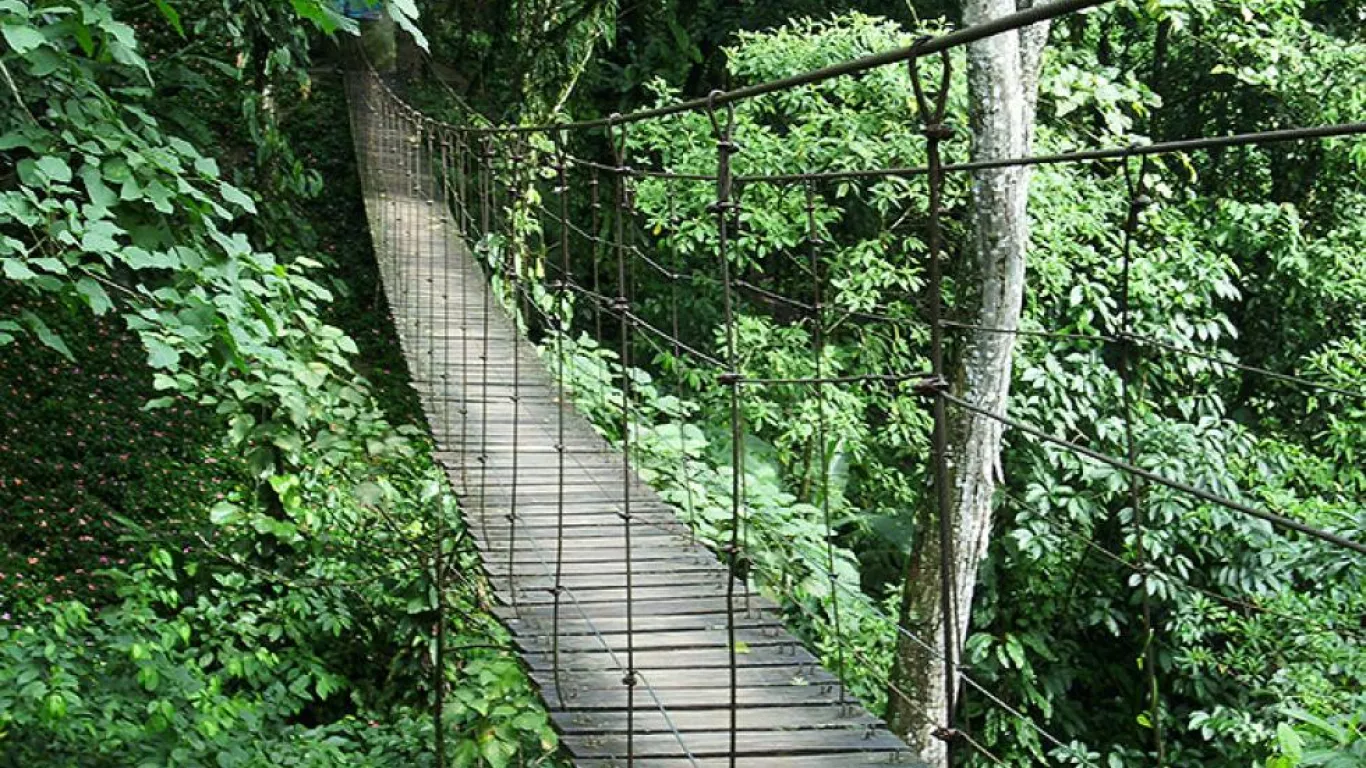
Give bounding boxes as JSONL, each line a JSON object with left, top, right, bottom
{"left": 378, "top": 0, "right": 1112, "bottom": 135}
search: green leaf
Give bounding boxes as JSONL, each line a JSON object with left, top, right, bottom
{"left": 1276, "top": 722, "right": 1304, "bottom": 762}
{"left": 193, "top": 155, "right": 219, "bottom": 178}
{"left": 2, "top": 24, "right": 46, "bottom": 55}
{"left": 209, "top": 502, "right": 242, "bottom": 525}
{"left": 152, "top": 0, "right": 183, "bottom": 36}
{"left": 42, "top": 692, "right": 66, "bottom": 721}
{"left": 272, "top": 432, "right": 303, "bottom": 454}
{"left": 137, "top": 665, "right": 160, "bottom": 692}
{"left": 30, "top": 257, "right": 64, "bottom": 274}
{"left": 2, "top": 258, "right": 35, "bottom": 280}
{"left": 219, "top": 182, "right": 256, "bottom": 213}
{"left": 76, "top": 277, "right": 113, "bottom": 314}
{"left": 80, "top": 220, "right": 123, "bottom": 254}
{"left": 122, "top": 246, "right": 180, "bottom": 270}
{"left": 35, "top": 156, "right": 72, "bottom": 184}
{"left": 144, "top": 179, "right": 173, "bottom": 213}
{"left": 80, "top": 165, "right": 118, "bottom": 209}
{"left": 355, "top": 481, "right": 384, "bottom": 506}
{"left": 145, "top": 337, "right": 179, "bottom": 369}
{"left": 385, "top": 0, "right": 428, "bottom": 50}
{"left": 20, "top": 311, "right": 73, "bottom": 360}
{"left": 479, "top": 736, "right": 514, "bottom": 768}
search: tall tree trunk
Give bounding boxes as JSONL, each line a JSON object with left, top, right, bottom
{"left": 886, "top": 3, "right": 1048, "bottom": 764}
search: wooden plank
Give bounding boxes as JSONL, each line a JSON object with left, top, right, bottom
{"left": 493, "top": 570, "right": 730, "bottom": 593}
{"left": 496, "top": 596, "right": 766, "bottom": 619}
{"left": 506, "top": 584, "right": 733, "bottom": 607}
{"left": 563, "top": 729, "right": 909, "bottom": 759}
{"left": 534, "top": 683, "right": 848, "bottom": 711}
{"left": 552, "top": 704, "right": 882, "bottom": 734}
{"left": 480, "top": 514, "right": 694, "bottom": 533}
{"left": 504, "top": 613, "right": 783, "bottom": 637}
{"left": 475, "top": 529, "right": 691, "bottom": 546}
{"left": 479, "top": 551, "right": 714, "bottom": 572}
{"left": 517, "top": 626, "right": 793, "bottom": 654}
{"left": 576, "top": 753, "right": 924, "bottom": 768}
{"left": 525, "top": 644, "right": 825, "bottom": 673}
{"left": 478, "top": 548, "right": 719, "bottom": 567}
{"left": 538, "top": 665, "right": 836, "bottom": 692}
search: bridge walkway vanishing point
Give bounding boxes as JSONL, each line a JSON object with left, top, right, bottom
{"left": 346, "top": 75, "right": 923, "bottom": 767}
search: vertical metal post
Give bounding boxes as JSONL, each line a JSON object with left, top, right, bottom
{"left": 509, "top": 138, "right": 526, "bottom": 611}
{"left": 1118, "top": 158, "right": 1164, "bottom": 765}
{"left": 910, "top": 51, "right": 959, "bottom": 753}
{"left": 607, "top": 114, "right": 638, "bottom": 766}
{"left": 424, "top": 122, "right": 437, "bottom": 405}
{"left": 456, "top": 132, "right": 471, "bottom": 490}
{"left": 589, "top": 169, "right": 603, "bottom": 340}
{"left": 478, "top": 136, "right": 494, "bottom": 545}
{"left": 550, "top": 130, "right": 571, "bottom": 709}
{"left": 439, "top": 131, "right": 454, "bottom": 447}
{"left": 705, "top": 92, "right": 742, "bottom": 768}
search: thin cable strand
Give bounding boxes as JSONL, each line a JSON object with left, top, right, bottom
{"left": 942, "top": 393, "right": 1366, "bottom": 555}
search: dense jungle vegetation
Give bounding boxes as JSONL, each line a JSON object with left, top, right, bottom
{"left": 2, "top": 0, "right": 1364, "bottom": 766}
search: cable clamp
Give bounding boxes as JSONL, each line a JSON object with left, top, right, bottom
{"left": 912, "top": 375, "right": 948, "bottom": 397}
{"left": 621, "top": 670, "right": 638, "bottom": 687}
{"left": 921, "top": 123, "right": 953, "bottom": 140}
{"left": 610, "top": 296, "right": 630, "bottom": 313}
{"left": 717, "top": 371, "right": 742, "bottom": 386}
{"left": 716, "top": 139, "right": 741, "bottom": 155}
{"left": 931, "top": 726, "right": 960, "bottom": 742}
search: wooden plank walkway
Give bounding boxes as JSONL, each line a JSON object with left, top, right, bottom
{"left": 349, "top": 80, "right": 921, "bottom": 767}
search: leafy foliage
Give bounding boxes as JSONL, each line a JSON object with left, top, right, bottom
{"left": 0, "top": 0, "right": 558, "bottom": 764}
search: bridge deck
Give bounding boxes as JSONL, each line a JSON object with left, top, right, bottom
{"left": 351, "top": 86, "right": 920, "bottom": 767}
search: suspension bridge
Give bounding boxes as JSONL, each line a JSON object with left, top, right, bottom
{"left": 344, "top": 71, "right": 924, "bottom": 768}
{"left": 342, "top": 0, "right": 1366, "bottom": 765}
